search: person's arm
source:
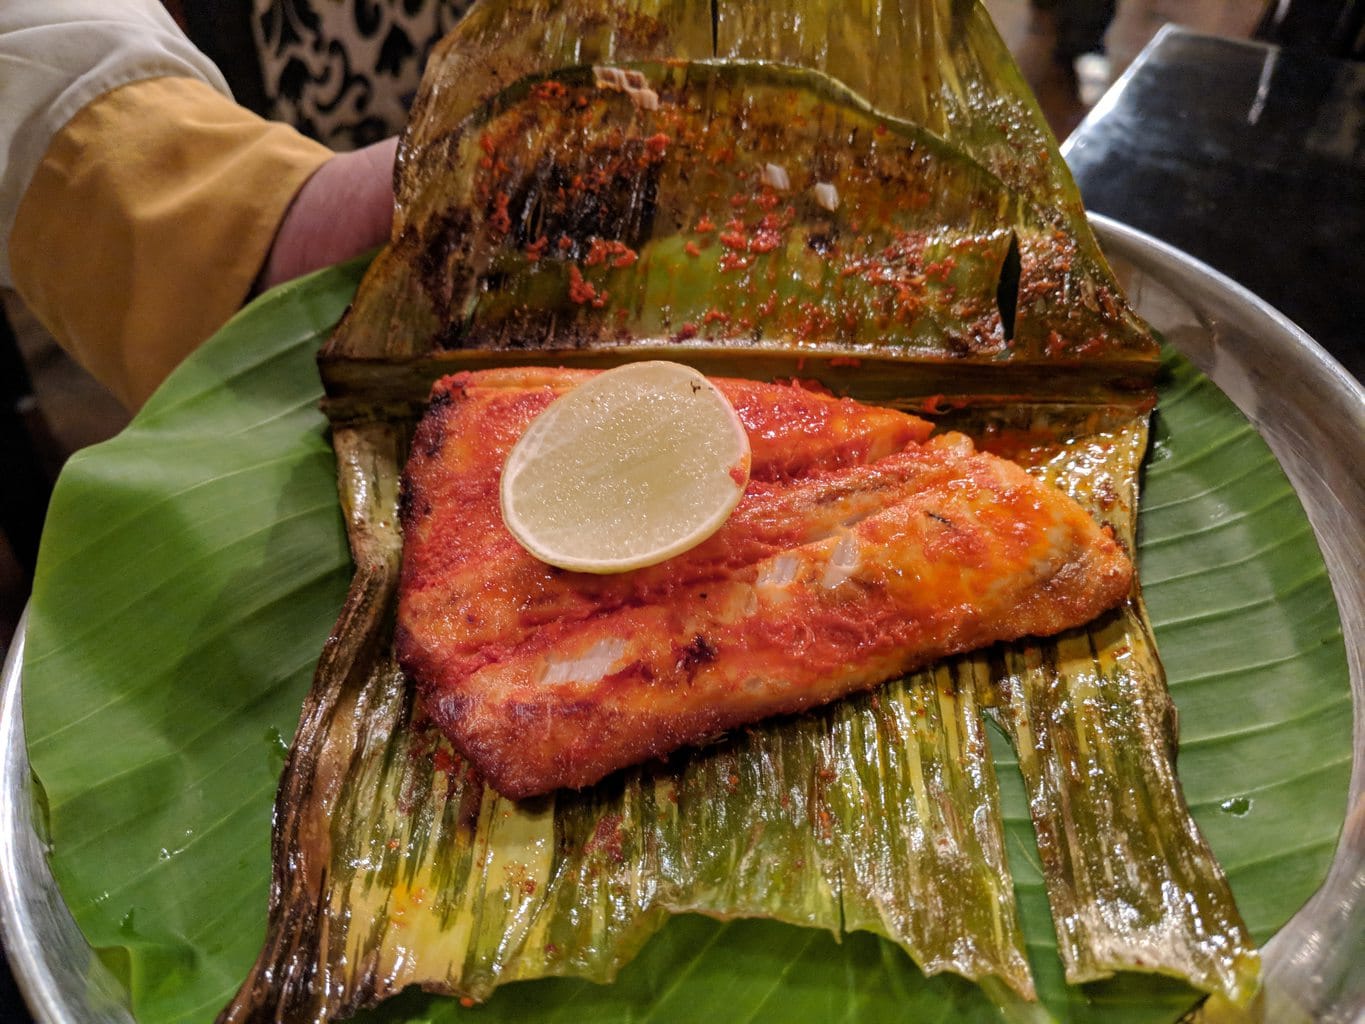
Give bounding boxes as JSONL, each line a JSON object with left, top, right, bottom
{"left": 0, "top": 0, "right": 230, "bottom": 280}
{"left": 1, "top": 2, "right": 395, "bottom": 409}
{"left": 257, "top": 135, "right": 398, "bottom": 295}
{"left": 9, "top": 76, "right": 333, "bottom": 409}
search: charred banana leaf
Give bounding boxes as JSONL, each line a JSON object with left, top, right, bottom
{"left": 225, "top": 1, "right": 1258, "bottom": 1021}
{"left": 322, "top": 59, "right": 1154, "bottom": 417}
{"left": 961, "top": 405, "right": 1260, "bottom": 1001}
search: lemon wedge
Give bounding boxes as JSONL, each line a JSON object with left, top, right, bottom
{"left": 500, "top": 361, "right": 751, "bottom": 573}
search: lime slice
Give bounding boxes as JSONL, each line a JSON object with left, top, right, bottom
{"left": 500, "top": 361, "right": 752, "bottom": 573}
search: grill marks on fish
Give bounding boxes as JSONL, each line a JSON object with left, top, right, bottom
{"left": 396, "top": 368, "right": 1133, "bottom": 798}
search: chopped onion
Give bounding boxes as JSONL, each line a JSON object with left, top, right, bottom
{"left": 592, "top": 65, "right": 626, "bottom": 91}
{"left": 592, "top": 65, "right": 659, "bottom": 110}
{"left": 761, "top": 162, "right": 791, "bottom": 191}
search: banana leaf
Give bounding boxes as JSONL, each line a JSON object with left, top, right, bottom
{"left": 19, "top": 257, "right": 1350, "bottom": 1024}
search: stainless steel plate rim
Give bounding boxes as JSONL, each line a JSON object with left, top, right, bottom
{"left": 1, "top": 214, "right": 1360, "bottom": 1023}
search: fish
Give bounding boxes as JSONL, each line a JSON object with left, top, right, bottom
{"left": 395, "top": 366, "right": 1133, "bottom": 798}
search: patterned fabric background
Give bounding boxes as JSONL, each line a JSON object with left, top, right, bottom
{"left": 252, "top": 0, "right": 473, "bottom": 151}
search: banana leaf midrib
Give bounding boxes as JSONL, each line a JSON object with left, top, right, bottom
{"left": 317, "top": 347, "right": 1160, "bottom": 413}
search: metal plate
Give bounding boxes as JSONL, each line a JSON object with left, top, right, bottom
{"left": 1, "top": 216, "right": 1361, "bottom": 1023}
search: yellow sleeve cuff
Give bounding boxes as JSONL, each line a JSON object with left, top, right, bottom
{"left": 10, "top": 76, "right": 332, "bottom": 409}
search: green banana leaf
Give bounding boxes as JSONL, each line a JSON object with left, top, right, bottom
{"left": 20, "top": 253, "right": 1350, "bottom": 1023}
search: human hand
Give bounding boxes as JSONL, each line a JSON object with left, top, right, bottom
{"left": 256, "top": 136, "right": 398, "bottom": 293}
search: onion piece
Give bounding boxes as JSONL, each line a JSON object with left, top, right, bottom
{"left": 761, "top": 162, "right": 791, "bottom": 191}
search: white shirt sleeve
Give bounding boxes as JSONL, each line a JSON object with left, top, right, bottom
{"left": 0, "top": 0, "right": 231, "bottom": 287}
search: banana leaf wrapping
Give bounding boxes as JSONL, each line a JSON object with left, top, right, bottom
{"left": 222, "top": 2, "right": 1257, "bottom": 1020}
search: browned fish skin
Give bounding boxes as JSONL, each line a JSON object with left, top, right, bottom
{"left": 397, "top": 368, "right": 1132, "bottom": 798}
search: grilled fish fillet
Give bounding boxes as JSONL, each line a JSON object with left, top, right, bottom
{"left": 396, "top": 367, "right": 1133, "bottom": 798}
